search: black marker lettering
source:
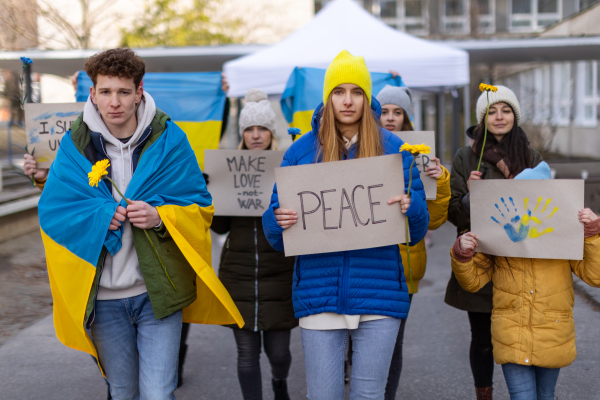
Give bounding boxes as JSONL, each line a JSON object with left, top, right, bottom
{"left": 339, "top": 188, "right": 358, "bottom": 228}
{"left": 297, "top": 191, "right": 321, "bottom": 230}
{"left": 351, "top": 185, "right": 370, "bottom": 226}
{"left": 368, "top": 184, "right": 386, "bottom": 225}
{"left": 226, "top": 157, "right": 238, "bottom": 172}
{"left": 257, "top": 157, "right": 266, "bottom": 172}
{"left": 40, "top": 122, "right": 49, "bottom": 134}
{"left": 320, "top": 189, "right": 337, "bottom": 230}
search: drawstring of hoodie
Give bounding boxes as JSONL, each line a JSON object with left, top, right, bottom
{"left": 117, "top": 142, "right": 135, "bottom": 192}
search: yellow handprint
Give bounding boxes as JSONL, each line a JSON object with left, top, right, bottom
{"left": 522, "top": 197, "right": 558, "bottom": 239}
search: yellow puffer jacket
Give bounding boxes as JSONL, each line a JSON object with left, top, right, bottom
{"left": 450, "top": 233, "right": 600, "bottom": 368}
{"left": 400, "top": 165, "right": 450, "bottom": 294}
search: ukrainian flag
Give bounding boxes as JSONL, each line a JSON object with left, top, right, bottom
{"left": 280, "top": 67, "right": 405, "bottom": 135}
{"left": 38, "top": 120, "right": 243, "bottom": 370}
{"left": 76, "top": 71, "right": 226, "bottom": 169}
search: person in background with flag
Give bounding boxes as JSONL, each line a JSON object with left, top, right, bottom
{"left": 208, "top": 88, "right": 297, "bottom": 400}
{"left": 262, "top": 50, "right": 429, "bottom": 400}
{"left": 37, "top": 48, "right": 242, "bottom": 400}
{"left": 375, "top": 84, "right": 451, "bottom": 400}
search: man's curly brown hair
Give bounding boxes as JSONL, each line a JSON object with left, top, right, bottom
{"left": 84, "top": 48, "right": 145, "bottom": 88}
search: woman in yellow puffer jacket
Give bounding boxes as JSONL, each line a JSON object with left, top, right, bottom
{"left": 376, "top": 84, "right": 451, "bottom": 400}
{"left": 450, "top": 162, "right": 600, "bottom": 400}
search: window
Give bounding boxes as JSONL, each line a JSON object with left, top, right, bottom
{"left": 552, "top": 62, "right": 571, "bottom": 127}
{"left": 510, "top": 0, "right": 561, "bottom": 32}
{"left": 442, "top": 0, "right": 470, "bottom": 34}
{"left": 373, "top": 0, "right": 429, "bottom": 36}
{"left": 380, "top": 0, "right": 397, "bottom": 17}
{"left": 477, "top": 0, "right": 495, "bottom": 33}
{"left": 575, "top": 61, "right": 599, "bottom": 127}
{"left": 533, "top": 66, "right": 551, "bottom": 124}
{"left": 519, "top": 70, "right": 535, "bottom": 123}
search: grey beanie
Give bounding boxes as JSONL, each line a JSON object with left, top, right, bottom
{"left": 239, "top": 88, "right": 277, "bottom": 137}
{"left": 376, "top": 85, "right": 413, "bottom": 116}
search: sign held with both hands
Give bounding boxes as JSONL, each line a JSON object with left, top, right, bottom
{"left": 276, "top": 154, "right": 408, "bottom": 257}
{"left": 393, "top": 131, "right": 437, "bottom": 200}
{"left": 204, "top": 150, "right": 284, "bottom": 216}
{"left": 470, "top": 179, "right": 584, "bottom": 260}
{"left": 25, "top": 103, "right": 85, "bottom": 169}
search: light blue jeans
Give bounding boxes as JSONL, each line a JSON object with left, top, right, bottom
{"left": 502, "top": 363, "right": 561, "bottom": 400}
{"left": 301, "top": 318, "right": 401, "bottom": 400}
{"left": 91, "top": 292, "right": 182, "bottom": 400}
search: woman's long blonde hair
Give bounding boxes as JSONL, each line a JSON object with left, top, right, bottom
{"left": 237, "top": 128, "right": 279, "bottom": 150}
{"left": 318, "top": 93, "right": 383, "bottom": 162}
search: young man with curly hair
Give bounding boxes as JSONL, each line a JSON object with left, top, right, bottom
{"left": 40, "top": 48, "right": 215, "bottom": 399}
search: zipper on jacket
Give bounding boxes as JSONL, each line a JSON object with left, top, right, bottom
{"left": 295, "top": 258, "right": 301, "bottom": 286}
{"left": 87, "top": 251, "right": 108, "bottom": 329}
{"left": 253, "top": 219, "right": 259, "bottom": 332}
{"left": 341, "top": 251, "right": 350, "bottom": 314}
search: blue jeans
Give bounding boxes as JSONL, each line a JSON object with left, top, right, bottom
{"left": 502, "top": 363, "right": 561, "bottom": 400}
{"left": 301, "top": 317, "right": 401, "bottom": 400}
{"left": 91, "top": 292, "right": 182, "bottom": 400}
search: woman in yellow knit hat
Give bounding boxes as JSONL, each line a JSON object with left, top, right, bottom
{"left": 262, "top": 50, "right": 430, "bottom": 400}
{"left": 375, "top": 85, "right": 451, "bottom": 400}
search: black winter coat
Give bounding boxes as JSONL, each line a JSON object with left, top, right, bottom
{"left": 211, "top": 216, "right": 298, "bottom": 331}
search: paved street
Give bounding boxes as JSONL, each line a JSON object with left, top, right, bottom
{"left": 1, "top": 222, "right": 600, "bottom": 399}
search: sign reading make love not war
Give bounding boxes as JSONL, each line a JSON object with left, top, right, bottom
{"left": 25, "top": 103, "right": 85, "bottom": 169}
{"left": 276, "top": 154, "right": 407, "bottom": 257}
{"left": 470, "top": 179, "right": 584, "bottom": 260}
{"left": 393, "top": 131, "right": 437, "bottom": 200}
{"left": 204, "top": 150, "right": 284, "bottom": 216}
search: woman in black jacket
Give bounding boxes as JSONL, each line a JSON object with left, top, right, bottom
{"left": 211, "top": 88, "right": 297, "bottom": 400}
{"left": 445, "top": 85, "right": 542, "bottom": 400}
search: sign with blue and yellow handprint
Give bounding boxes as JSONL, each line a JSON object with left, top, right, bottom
{"left": 470, "top": 180, "right": 585, "bottom": 260}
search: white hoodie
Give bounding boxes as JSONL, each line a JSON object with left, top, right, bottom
{"left": 83, "top": 92, "right": 157, "bottom": 300}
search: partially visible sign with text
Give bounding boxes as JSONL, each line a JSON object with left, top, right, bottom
{"left": 25, "top": 103, "right": 84, "bottom": 169}
{"left": 204, "top": 150, "right": 284, "bottom": 216}
{"left": 393, "top": 131, "right": 437, "bottom": 200}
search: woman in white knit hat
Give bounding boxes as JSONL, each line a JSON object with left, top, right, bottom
{"left": 210, "top": 89, "right": 296, "bottom": 400}
{"left": 375, "top": 86, "right": 451, "bottom": 400}
{"left": 445, "top": 85, "right": 543, "bottom": 400}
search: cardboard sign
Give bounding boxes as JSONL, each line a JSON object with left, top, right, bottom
{"left": 393, "top": 131, "right": 437, "bottom": 200}
{"left": 204, "top": 150, "right": 284, "bottom": 216}
{"left": 276, "top": 154, "right": 407, "bottom": 257}
{"left": 25, "top": 103, "right": 84, "bottom": 168}
{"left": 471, "top": 179, "right": 584, "bottom": 260}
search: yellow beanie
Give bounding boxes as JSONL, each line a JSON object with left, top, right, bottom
{"left": 323, "top": 50, "right": 372, "bottom": 104}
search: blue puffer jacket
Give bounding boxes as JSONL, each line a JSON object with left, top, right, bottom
{"left": 262, "top": 98, "right": 429, "bottom": 320}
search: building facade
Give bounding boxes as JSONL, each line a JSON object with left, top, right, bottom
{"left": 315, "top": 0, "right": 600, "bottom": 158}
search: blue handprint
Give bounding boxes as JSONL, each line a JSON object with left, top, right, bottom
{"left": 491, "top": 197, "right": 529, "bottom": 242}
{"left": 491, "top": 197, "right": 557, "bottom": 243}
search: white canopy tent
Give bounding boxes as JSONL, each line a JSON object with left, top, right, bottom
{"left": 223, "top": 0, "right": 469, "bottom": 97}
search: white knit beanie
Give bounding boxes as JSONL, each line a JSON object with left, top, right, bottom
{"left": 239, "top": 88, "right": 277, "bottom": 137}
{"left": 476, "top": 85, "right": 521, "bottom": 125}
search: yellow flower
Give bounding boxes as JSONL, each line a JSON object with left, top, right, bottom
{"left": 479, "top": 83, "right": 498, "bottom": 92}
{"left": 88, "top": 159, "right": 110, "bottom": 187}
{"left": 400, "top": 143, "right": 431, "bottom": 155}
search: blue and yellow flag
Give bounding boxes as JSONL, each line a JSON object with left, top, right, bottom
{"left": 280, "top": 67, "right": 404, "bottom": 135}
{"left": 76, "top": 71, "right": 226, "bottom": 169}
{"left": 38, "top": 120, "right": 243, "bottom": 366}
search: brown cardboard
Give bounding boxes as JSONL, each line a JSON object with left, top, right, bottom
{"left": 276, "top": 154, "right": 408, "bottom": 257}
{"left": 393, "top": 131, "right": 437, "bottom": 200}
{"left": 204, "top": 150, "right": 284, "bottom": 216}
{"left": 470, "top": 179, "right": 585, "bottom": 260}
{"left": 25, "top": 103, "right": 85, "bottom": 169}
